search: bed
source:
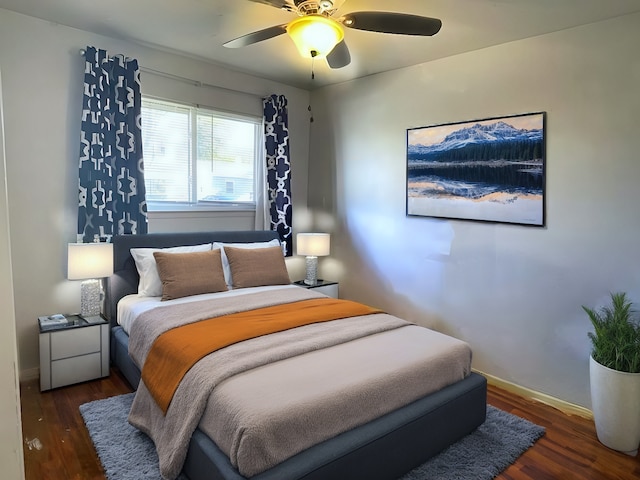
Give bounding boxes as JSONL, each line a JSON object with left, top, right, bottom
{"left": 105, "top": 230, "right": 487, "bottom": 480}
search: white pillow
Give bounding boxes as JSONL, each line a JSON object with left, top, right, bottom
{"left": 214, "top": 239, "right": 282, "bottom": 286}
{"left": 130, "top": 243, "right": 213, "bottom": 297}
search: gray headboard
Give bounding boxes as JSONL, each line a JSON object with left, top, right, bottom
{"left": 105, "top": 230, "right": 280, "bottom": 328}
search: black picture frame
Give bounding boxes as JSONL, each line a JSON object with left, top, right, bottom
{"left": 406, "top": 112, "right": 546, "bottom": 226}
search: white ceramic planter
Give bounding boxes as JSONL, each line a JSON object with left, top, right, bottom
{"left": 590, "top": 355, "right": 640, "bottom": 455}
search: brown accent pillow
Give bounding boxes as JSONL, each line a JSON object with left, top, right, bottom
{"left": 153, "top": 249, "right": 228, "bottom": 301}
{"left": 224, "top": 245, "right": 291, "bottom": 288}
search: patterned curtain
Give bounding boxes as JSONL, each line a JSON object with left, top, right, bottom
{"left": 77, "top": 46, "right": 147, "bottom": 243}
{"left": 263, "top": 94, "right": 293, "bottom": 256}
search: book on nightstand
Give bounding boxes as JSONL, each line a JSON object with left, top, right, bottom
{"left": 40, "top": 314, "right": 68, "bottom": 326}
{"left": 38, "top": 314, "right": 85, "bottom": 331}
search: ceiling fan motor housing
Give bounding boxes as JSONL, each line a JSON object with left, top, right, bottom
{"left": 296, "top": 0, "right": 337, "bottom": 16}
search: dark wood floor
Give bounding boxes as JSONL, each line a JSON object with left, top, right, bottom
{"left": 20, "top": 369, "right": 640, "bottom": 480}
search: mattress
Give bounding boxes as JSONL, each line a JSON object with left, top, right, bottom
{"left": 124, "top": 287, "right": 472, "bottom": 479}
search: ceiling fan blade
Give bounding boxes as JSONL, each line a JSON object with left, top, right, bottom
{"left": 326, "top": 40, "right": 351, "bottom": 69}
{"left": 223, "top": 24, "right": 287, "bottom": 48}
{"left": 340, "top": 11, "right": 442, "bottom": 36}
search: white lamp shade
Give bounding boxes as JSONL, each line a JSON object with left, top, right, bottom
{"left": 67, "top": 243, "right": 114, "bottom": 280}
{"left": 297, "top": 233, "right": 330, "bottom": 257}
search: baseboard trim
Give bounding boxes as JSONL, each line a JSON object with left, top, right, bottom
{"left": 20, "top": 367, "right": 39, "bottom": 382}
{"left": 475, "top": 369, "right": 593, "bottom": 420}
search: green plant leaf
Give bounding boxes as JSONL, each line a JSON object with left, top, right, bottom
{"left": 584, "top": 292, "right": 640, "bottom": 373}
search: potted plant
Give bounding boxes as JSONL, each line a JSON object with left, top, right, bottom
{"left": 583, "top": 292, "right": 640, "bottom": 455}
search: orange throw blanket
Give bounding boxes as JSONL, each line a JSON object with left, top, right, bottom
{"left": 141, "top": 298, "right": 382, "bottom": 413}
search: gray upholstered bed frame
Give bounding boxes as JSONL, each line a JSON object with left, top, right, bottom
{"left": 105, "top": 230, "right": 487, "bottom": 480}
{"left": 106, "top": 230, "right": 281, "bottom": 387}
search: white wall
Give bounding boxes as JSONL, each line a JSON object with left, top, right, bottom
{"left": 309, "top": 12, "right": 640, "bottom": 409}
{"left": 0, "top": 9, "right": 311, "bottom": 378}
{"left": 0, "top": 68, "right": 25, "bottom": 479}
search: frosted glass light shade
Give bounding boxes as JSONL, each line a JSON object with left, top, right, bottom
{"left": 67, "top": 243, "right": 113, "bottom": 280}
{"left": 286, "top": 15, "right": 344, "bottom": 59}
{"left": 297, "top": 233, "right": 330, "bottom": 257}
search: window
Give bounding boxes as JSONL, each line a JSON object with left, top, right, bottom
{"left": 141, "top": 98, "right": 261, "bottom": 210}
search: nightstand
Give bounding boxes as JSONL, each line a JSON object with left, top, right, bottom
{"left": 38, "top": 314, "right": 109, "bottom": 391}
{"left": 293, "top": 279, "right": 339, "bottom": 298}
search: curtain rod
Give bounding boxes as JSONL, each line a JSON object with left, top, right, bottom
{"left": 79, "top": 49, "right": 266, "bottom": 100}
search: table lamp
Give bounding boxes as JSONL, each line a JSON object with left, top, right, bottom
{"left": 296, "top": 233, "right": 330, "bottom": 286}
{"left": 67, "top": 242, "right": 113, "bottom": 321}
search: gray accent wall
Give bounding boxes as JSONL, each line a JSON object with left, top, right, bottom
{"left": 308, "top": 12, "right": 640, "bottom": 409}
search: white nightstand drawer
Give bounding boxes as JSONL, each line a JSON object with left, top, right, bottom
{"left": 50, "top": 326, "right": 100, "bottom": 360}
{"left": 51, "top": 352, "right": 101, "bottom": 389}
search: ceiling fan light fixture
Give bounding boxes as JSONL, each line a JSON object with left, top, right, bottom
{"left": 286, "top": 15, "right": 344, "bottom": 59}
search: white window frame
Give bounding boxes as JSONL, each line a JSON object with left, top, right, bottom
{"left": 141, "top": 97, "right": 263, "bottom": 213}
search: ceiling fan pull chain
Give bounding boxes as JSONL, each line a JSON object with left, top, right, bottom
{"left": 309, "top": 51, "right": 316, "bottom": 122}
{"left": 310, "top": 50, "right": 317, "bottom": 80}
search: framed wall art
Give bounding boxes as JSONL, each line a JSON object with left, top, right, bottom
{"left": 406, "top": 112, "right": 546, "bottom": 226}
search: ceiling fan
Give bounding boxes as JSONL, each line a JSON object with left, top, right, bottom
{"left": 223, "top": 0, "right": 442, "bottom": 69}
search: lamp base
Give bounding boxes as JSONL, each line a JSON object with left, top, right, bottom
{"left": 304, "top": 256, "right": 319, "bottom": 286}
{"left": 80, "top": 279, "right": 101, "bottom": 317}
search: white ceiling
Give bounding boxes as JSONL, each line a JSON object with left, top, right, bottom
{"left": 2, "top": 0, "right": 640, "bottom": 90}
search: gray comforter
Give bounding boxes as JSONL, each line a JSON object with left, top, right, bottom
{"left": 127, "top": 287, "right": 471, "bottom": 479}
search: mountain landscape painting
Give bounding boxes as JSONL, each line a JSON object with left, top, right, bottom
{"left": 406, "top": 112, "right": 545, "bottom": 226}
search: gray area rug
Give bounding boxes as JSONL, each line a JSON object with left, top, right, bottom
{"left": 80, "top": 393, "right": 544, "bottom": 480}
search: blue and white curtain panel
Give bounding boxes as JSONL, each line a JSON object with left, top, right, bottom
{"left": 263, "top": 94, "right": 293, "bottom": 256}
{"left": 77, "top": 46, "right": 148, "bottom": 242}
